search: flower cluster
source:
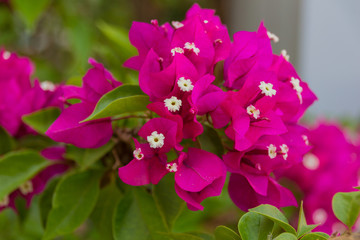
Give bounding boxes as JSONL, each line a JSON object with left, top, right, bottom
{"left": 280, "top": 123, "right": 360, "bottom": 234}
{"left": 0, "top": 50, "right": 67, "bottom": 211}
{"left": 118, "top": 4, "right": 317, "bottom": 210}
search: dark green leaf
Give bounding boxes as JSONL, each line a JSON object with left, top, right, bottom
{"left": 249, "top": 204, "right": 296, "bottom": 234}
{"left": 354, "top": 186, "right": 360, "bottom": 190}
{"left": 83, "top": 85, "right": 150, "bottom": 121}
{"left": 0, "top": 150, "right": 50, "bottom": 200}
{"left": 65, "top": 139, "right": 116, "bottom": 170}
{"left": 332, "top": 191, "right": 360, "bottom": 228}
{"left": 297, "top": 201, "right": 318, "bottom": 238}
{"left": 153, "top": 174, "right": 185, "bottom": 230}
{"left": 198, "top": 124, "right": 224, "bottom": 157}
{"left": 39, "top": 178, "right": 60, "bottom": 227}
{"left": 273, "top": 233, "right": 297, "bottom": 240}
{"left": 238, "top": 212, "right": 274, "bottom": 240}
{"left": 13, "top": 0, "right": 51, "bottom": 29}
{"left": 159, "top": 232, "right": 203, "bottom": 240}
{"left": 0, "top": 126, "right": 14, "bottom": 155}
{"left": 43, "top": 170, "right": 102, "bottom": 239}
{"left": 215, "top": 226, "right": 241, "bottom": 240}
{"left": 300, "top": 232, "right": 329, "bottom": 240}
{"left": 22, "top": 107, "right": 61, "bottom": 135}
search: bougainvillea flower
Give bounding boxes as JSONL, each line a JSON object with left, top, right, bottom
{"left": 270, "top": 54, "right": 317, "bottom": 122}
{"left": 0, "top": 146, "right": 68, "bottom": 212}
{"left": 228, "top": 173, "right": 297, "bottom": 211}
{"left": 224, "top": 22, "right": 273, "bottom": 89}
{"left": 46, "top": 59, "right": 121, "bottom": 148}
{"left": 172, "top": 148, "right": 227, "bottom": 210}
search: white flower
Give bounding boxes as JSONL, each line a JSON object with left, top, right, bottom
{"left": 184, "top": 42, "right": 200, "bottom": 55}
{"left": 177, "top": 77, "right": 194, "bottom": 92}
{"left": 267, "top": 144, "right": 277, "bottom": 159}
{"left": 171, "top": 21, "right": 184, "bottom": 29}
{"left": 203, "top": 20, "right": 209, "bottom": 24}
{"left": 290, "top": 77, "right": 303, "bottom": 104}
{"left": 267, "top": 31, "right": 279, "bottom": 43}
{"left": 164, "top": 96, "right": 182, "bottom": 112}
{"left": 171, "top": 47, "right": 184, "bottom": 56}
{"left": 259, "top": 81, "right": 277, "bottom": 97}
{"left": 19, "top": 181, "right": 33, "bottom": 195}
{"left": 281, "top": 49, "right": 290, "bottom": 61}
{"left": 279, "top": 144, "right": 289, "bottom": 160}
{"left": 2, "top": 51, "right": 10, "bottom": 60}
{"left": 147, "top": 131, "right": 165, "bottom": 149}
{"left": 166, "top": 163, "right": 178, "bottom": 172}
{"left": 246, "top": 105, "right": 260, "bottom": 119}
{"left": 302, "top": 153, "right": 320, "bottom": 170}
{"left": 312, "top": 208, "right": 328, "bottom": 224}
{"left": 0, "top": 196, "right": 9, "bottom": 207}
{"left": 40, "top": 81, "right": 56, "bottom": 91}
{"left": 133, "top": 148, "right": 144, "bottom": 160}
{"left": 302, "top": 135, "right": 309, "bottom": 146}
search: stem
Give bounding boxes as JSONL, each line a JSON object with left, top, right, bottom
{"left": 112, "top": 148, "right": 122, "bottom": 170}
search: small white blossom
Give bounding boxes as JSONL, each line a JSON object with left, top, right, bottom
{"left": 164, "top": 96, "right": 182, "bottom": 112}
{"left": 312, "top": 208, "right": 328, "bottom": 224}
{"left": 171, "top": 21, "right": 184, "bottom": 29}
{"left": 171, "top": 47, "right": 184, "bottom": 56}
{"left": 147, "top": 131, "right": 165, "bottom": 149}
{"left": 281, "top": 49, "right": 290, "bottom": 61}
{"left": 177, "top": 77, "right": 194, "bottom": 92}
{"left": 166, "top": 163, "right": 178, "bottom": 173}
{"left": 0, "top": 196, "right": 9, "bottom": 207}
{"left": 203, "top": 20, "right": 209, "bottom": 24}
{"left": 302, "top": 135, "right": 309, "bottom": 146}
{"left": 259, "top": 81, "right": 277, "bottom": 97}
{"left": 246, "top": 105, "right": 260, "bottom": 119}
{"left": 40, "top": 81, "right": 56, "bottom": 91}
{"left": 2, "top": 51, "right": 11, "bottom": 60}
{"left": 267, "top": 144, "right": 277, "bottom": 159}
{"left": 279, "top": 144, "right": 289, "bottom": 160}
{"left": 290, "top": 77, "right": 303, "bottom": 104}
{"left": 133, "top": 148, "right": 144, "bottom": 160}
{"left": 303, "top": 153, "right": 320, "bottom": 170}
{"left": 184, "top": 42, "right": 200, "bottom": 55}
{"left": 19, "top": 181, "right": 33, "bottom": 195}
{"left": 267, "top": 31, "right": 279, "bottom": 43}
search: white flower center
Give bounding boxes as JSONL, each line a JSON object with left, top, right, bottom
{"left": 171, "top": 21, "right": 184, "bottom": 29}
{"left": 312, "top": 208, "right": 328, "bottom": 224}
{"left": 40, "top": 81, "right": 56, "bottom": 91}
{"left": 280, "top": 144, "right": 289, "bottom": 160}
{"left": 302, "top": 135, "right": 309, "bottom": 146}
{"left": 259, "top": 81, "right": 276, "bottom": 97}
{"left": 203, "top": 20, "right": 209, "bottom": 24}
{"left": 177, "top": 77, "right": 194, "bottom": 92}
{"left": 2, "top": 51, "right": 10, "bottom": 60}
{"left": 184, "top": 42, "right": 200, "bottom": 55}
{"left": 171, "top": 47, "right": 184, "bottom": 56}
{"left": 147, "top": 131, "right": 165, "bottom": 149}
{"left": 164, "top": 96, "right": 182, "bottom": 112}
{"left": 19, "top": 181, "right": 33, "bottom": 195}
{"left": 0, "top": 196, "right": 9, "bottom": 207}
{"left": 281, "top": 49, "right": 290, "bottom": 61}
{"left": 267, "top": 144, "right": 277, "bottom": 159}
{"left": 303, "top": 153, "right": 320, "bottom": 170}
{"left": 267, "top": 31, "right": 279, "bottom": 43}
{"left": 166, "top": 163, "right": 178, "bottom": 172}
{"left": 290, "top": 77, "right": 303, "bottom": 104}
{"left": 246, "top": 105, "right": 260, "bottom": 119}
{"left": 133, "top": 148, "right": 144, "bottom": 160}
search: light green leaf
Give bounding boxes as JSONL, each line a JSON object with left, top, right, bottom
{"left": 13, "top": 0, "right": 51, "bottom": 29}
{"left": 249, "top": 204, "right": 296, "bottom": 234}
{"left": 0, "top": 150, "right": 50, "bottom": 200}
{"left": 65, "top": 139, "right": 116, "bottom": 170}
{"left": 354, "top": 186, "right": 360, "bottom": 190}
{"left": 0, "top": 127, "right": 15, "bottom": 155}
{"left": 273, "top": 233, "right": 297, "bottom": 240}
{"left": 332, "top": 191, "right": 360, "bottom": 228}
{"left": 297, "top": 201, "right": 318, "bottom": 238}
{"left": 83, "top": 85, "right": 149, "bottom": 121}
{"left": 215, "top": 226, "right": 241, "bottom": 240}
{"left": 153, "top": 174, "right": 185, "bottom": 230}
{"left": 300, "top": 232, "right": 329, "bottom": 240}
{"left": 43, "top": 170, "right": 102, "bottom": 239}
{"left": 158, "top": 232, "right": 203, "bottom": 240}
{"left": 22, "top": 107, "right": 61, "bottom": 135}
{"left": 113, "top": 188, "right": 170, "bottom": 240}
{"left": 238, "top": 212, "right": 274, "bottom": 240}
{"left": 39, "top": 178, "right": 60, "bottom": 227}
{"left": 199, "top": 124, "right": 224, "bottom": 157}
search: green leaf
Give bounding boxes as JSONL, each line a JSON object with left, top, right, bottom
{"left": 39, "top": 178, "right": 60, "bottom": 227}
{"left": 215, "top": 226, "right": 241, "bottom": 240}
{"left": 354, "top": 186, "right": 360, "bottom": 190}
{"left": 0, "top": 150, "right": 50, "bottom": 200}
{"left": 238, "top": 212, "right": 274, "bottom": 240}
{"left": 83, "top": 85, "right": 150, "bottom": 121}
{"left": 0, "top": 127, "right": 15, "bottom": 155}
{"left": 12, "top": 0, "right": 51, "bottom": 29}
{"left": 249, "top": 204, "right": 296, "bottom": 234}
{"left": 153, "top": 174, "right": 185, "bottom": 230}
{"left": 65, "top": 139, "right": 116, "bottom": 170}
{"left": 332, "top": 191, "right": 360, "bottom": 228}
{"left": 198, "top": 124, "right": 224, "bottom": 157}
{"left": 43, "top": 170, "right": 102, "bottom": 239}
{"left": 22, "top": 107, "right": 61, "bottom": 135}
{"left": 297, "top": 202, "right": 318, "bottom": 238}
{"left": 300, "top": 232, "right": 329, "bottom": 240}
{"left": 113, "top": 188, "right": 169, "bottom": 240}
{"left": 158, "top": 232, "right": 203, "bottom": 240}
{"left": 91, "top": 182, "right": 123, "bottom": 240}
{"left": 273, "top": 233, "right": 297, "bottom": 240}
